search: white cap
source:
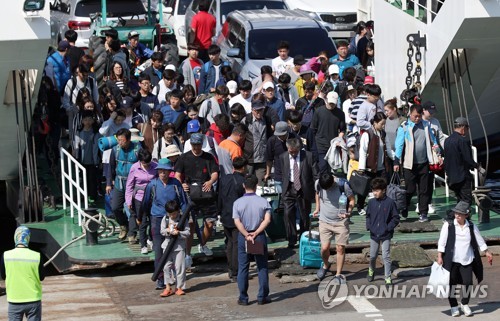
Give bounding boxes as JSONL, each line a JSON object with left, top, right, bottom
{"left": 262, "top": 81, "right": 274, "bottom": 90}
{"left": 165, "top": 64, "right": 176, "bottom": 71}
{"left": 327, "top": 91, "right": 339, "bottom": 105}
{"left": 328, "top": 64, "right": 340, "bottom": 75}
{"left": 226, "top": 80, "right": 238, "bottom": 94}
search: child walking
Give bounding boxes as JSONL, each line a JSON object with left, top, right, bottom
{"left": 366, "top": 177, "right": 400, "bottom": 284}
{"left": 160, "top": 200, "right": 190, "bottom": 297}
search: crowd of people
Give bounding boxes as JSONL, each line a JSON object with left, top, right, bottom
{"left": 28, "top": 8, "right": 492, "bottom": 314}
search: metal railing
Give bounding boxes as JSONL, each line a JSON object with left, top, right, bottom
{"left": 60, "top": 147, "right": 88, "bottom": 226}
{"left": 387, "top": 0, "right": 446, "bottom": 23}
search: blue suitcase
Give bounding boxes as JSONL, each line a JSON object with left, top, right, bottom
{"left": 299, "top": 230, "right": 323, "bottom": 268}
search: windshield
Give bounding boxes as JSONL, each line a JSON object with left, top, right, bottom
{"left": 220, "top": 1, "right": 286, "bottom": 21}
{"left": 248, "top": 28, "right": 336, "bottom": 60}
{"left": 177, "top": 0, "right": 192, "bottom": 15}
{"left": 75, "top": 0, "right": 146, "bottom": 17}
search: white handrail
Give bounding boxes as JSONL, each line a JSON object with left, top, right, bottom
{"left": 391, "top": 0, "right": 446, "bottom": 23}
{"left": 60, "top": 147, "right": 88, "bottom": 226}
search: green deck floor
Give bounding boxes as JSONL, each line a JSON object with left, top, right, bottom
{"left": 26, "top": 186, "right": 500, "bottom": 267}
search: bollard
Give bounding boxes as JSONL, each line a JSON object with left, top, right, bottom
{"left": 478, "top": 196, "right": 492, "bottom": 224}
{"left": 84, "top": 208, "right": 100, "bottom": 245}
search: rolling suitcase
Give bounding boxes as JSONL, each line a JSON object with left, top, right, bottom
{"left": 299, "top": 215, "right": 323, "bottom": 268}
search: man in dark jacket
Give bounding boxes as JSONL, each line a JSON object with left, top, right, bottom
{"left": 444, "top": 117, "right": 484, "bottom": 205}
{"left": 218, "top": 157, "right": 247, "bottom": 282}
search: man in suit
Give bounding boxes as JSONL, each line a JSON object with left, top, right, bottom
{"left": 280, "top": 137, "right": 319, "bottom": 248}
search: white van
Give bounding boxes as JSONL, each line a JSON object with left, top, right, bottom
{"left": 284, "top": 0, "right": 358, "bottom": 39}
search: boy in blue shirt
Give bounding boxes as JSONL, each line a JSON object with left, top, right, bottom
{"left": 366, "top": 177, "right": 400, "bottom": 284}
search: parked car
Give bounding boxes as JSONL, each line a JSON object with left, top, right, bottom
{"left": 50, "top": 0, "right": 147, "bottom": 48}
{"left": 218, "top": 9, "right": 337, "bottom": 80}
{"left": 284, "top": 0, "right": 358, "bottom": 39}
{"left": 184, "top": 0, "right": 288, "bottom": 44}
{"left": 163, "top": 0, "right": 192, "bottom": 56}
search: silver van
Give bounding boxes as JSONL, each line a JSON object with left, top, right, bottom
{"left": 217, "top": 9, "right": 337, "bottom": 79}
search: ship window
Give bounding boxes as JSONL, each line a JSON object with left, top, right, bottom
{"left": 3, "top": 70, "right": 38, "bottom": 105}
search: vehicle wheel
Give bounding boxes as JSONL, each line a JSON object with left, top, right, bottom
{"left": 162, "top": 42, "right": 179, "bottom": 67}
{"left": 89, "top": 35, "right": 103, "bottom": 52}
{"left": 92, "top": 43, "right": 107, "bottom": 86}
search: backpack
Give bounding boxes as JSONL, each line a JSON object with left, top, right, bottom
{"left": 69, "top": 75, "right": 96, "bottom": 105}
{"left": 346, "top": 131, "right": 361, "bottom": 161}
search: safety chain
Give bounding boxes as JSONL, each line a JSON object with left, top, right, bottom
{"left": 404, "top": 32, "right": 427, "bottom": 104}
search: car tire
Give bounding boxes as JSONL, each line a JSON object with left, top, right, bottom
{"left": 88, "top": 35, "right": 103, "bottom": 54}
{"left": 92, "top": 43, "right": 107, "bottom": 85}
{"left": 162, "top": 42, "right": 179, "bottom": 67}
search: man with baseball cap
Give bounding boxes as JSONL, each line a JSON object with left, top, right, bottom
{"left": 444, "top": 117, "right": 485, "bottom": 206}
{"left": 263, "top": 81, "right": 285, "bottom": 121}
{"left": 310, "top": 90, "right": 346, "bottom": 173}
{"left": 242, "top": 99, "right": 279, "bottom": 183}
{"left": 127, "top": 30, "right": 154, "bottom": 68}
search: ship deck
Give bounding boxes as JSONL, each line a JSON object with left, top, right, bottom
{"left": 26, "top": 182, "right": 500, "bottom": 273}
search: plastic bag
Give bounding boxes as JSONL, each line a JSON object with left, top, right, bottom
{"left": 427, "top": 262, "right": 450, "bottom": 298}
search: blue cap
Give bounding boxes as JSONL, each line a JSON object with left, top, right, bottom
{"left": 187, "top": 119, "right": 201, "bottom": 133}
{"left": 156, "top": 158, "right": 174, "bottom": 170}
{"left": 14, "top": 226, "right": 30, "bottom": 247}
{"left": 190, "top": 133, "right": 204, "bottom": 145}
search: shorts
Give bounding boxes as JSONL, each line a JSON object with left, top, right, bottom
{"left": 319, "top": 220, "right": 350, "bottom": 246}
{"left": 191, "top": 204, "right": 218, "bottom": 223}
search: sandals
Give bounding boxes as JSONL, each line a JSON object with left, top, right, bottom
{"left": 160, "top": 289, "right": 175, "bottom": 297}
{"left": 175, "top": 288, "right": 186, "bottom": 296}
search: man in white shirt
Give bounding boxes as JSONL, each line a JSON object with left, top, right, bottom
{"left": 229, "top": 80, "right": 252, "bottom": 113}
{"left": 271, "top": 41, "right": 294, "bottom": 77}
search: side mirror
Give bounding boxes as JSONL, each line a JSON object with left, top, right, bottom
{"left": 227, "top": 47, "right": 241, "bottom": 58}
{"left": 24, "top": 0, "right": 45, "bottom": 12}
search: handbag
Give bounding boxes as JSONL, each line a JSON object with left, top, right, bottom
{"left": 387, "top": 173, "right": 407, "bottom": 212}
{"left": 349, "top": 170, "right": 371, "bottom": 197}
{"left": 429, "top": 148, "right": 443, "bottom": 174}
{"left": 428, "top": 262, "right": 450, "bottom": 298}
{"left": 189, "top": 181, "right": 216, "bottom": 202}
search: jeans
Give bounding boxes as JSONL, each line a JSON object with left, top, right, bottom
{"left": 128, "top": 199, "right": 142, "bottom": 237}
{"left": 151, "top": 215, "right": 165, "bottom": 286}
{"left": 369, "top": 239, "right": 392, "bottom": 278}
{"left": 237, "top": 233, "right": 269, "bottom": 303}
{"left": 8, "top": 301, "right": 42, "bottom": 321}
{"left": 111, "top": 188, "right": 127, "bottom": 227}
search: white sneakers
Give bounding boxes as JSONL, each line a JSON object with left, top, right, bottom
{"left": 198, "top": 244, "right": 213, "bottom": 256}
{"left": 451, "top": 304, "right": 473, "bottom": 317}
{"left": 461, "top": 304, "right": 473, "bottom": 317}
{"left": 416, "top": 203, "right": 436, "bottom": 214}
{"left": 141, "top": 247, "right": 148, "bottom": 254}
{"left": 147, "top": 239, "right": 153, "bottom": 252}
{"left": 358, "top": 209, "right": 367, "bottom": 216}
